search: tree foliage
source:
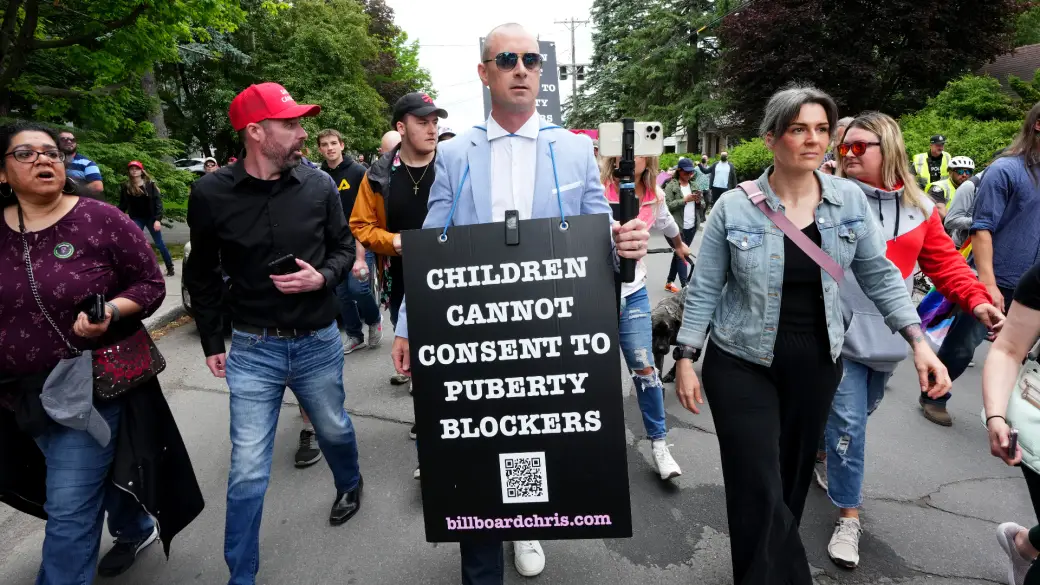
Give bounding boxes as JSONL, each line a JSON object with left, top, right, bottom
{"left": 0, "top": 0, "right": 244, "bottom": 131}
{"left": 718, "top": 0, "right": 1022, "bottom": 127}
{"left": 1016, "top": 1, "right": 1040, "bottom": 45}
{"left": 925, "top": 75, "right": 1023, "bottom": 122}
{"left": 568, "top": 0, "right": 718, "bottom": 136}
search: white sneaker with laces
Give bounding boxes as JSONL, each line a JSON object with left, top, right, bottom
{"left": 997, "top": 522, "right": 1033, "bottom": 585}
{"left": 513, "top": 540, "right": 545, "bottom": 577}
{"left": 651, "top": 440, "right": 682, "bottom": 480}
{"left": 828, "top": 517, "right": 862, "bottom": 568}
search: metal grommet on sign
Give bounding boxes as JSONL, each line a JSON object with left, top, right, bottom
{"left": 559, "top": 221, "right": 569, "bottom": 231}
{"left": 438, "top": 233, "right": 448, "bottom": 243}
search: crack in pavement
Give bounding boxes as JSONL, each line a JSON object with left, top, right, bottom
{"left": 865, "top": 475, "right": 1022, "bottom": 525}
{"left": 908, "top": 566, "right": 1004, "bottom": 584}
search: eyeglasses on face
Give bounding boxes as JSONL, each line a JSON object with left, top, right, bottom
{"left": 5, "top": 149, "right": 66, "bottom": 163}
{"left": 952, "top": 169, "right": 973, "bottom": 176}
{"left": 837, "top": 141, "right": 881, "bottom": 157}
{"left": 59, "top": 136, "right": 76, "bottom": 142}
{"left": 482, "top": 52, "right": 543, "bottom": 72}
{"left": 204, "top": 161, "right": 217, "bottom": 167}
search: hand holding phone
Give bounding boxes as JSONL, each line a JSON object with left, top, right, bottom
{"left": 1009, "top": 428, "right": 1019, "bottom": 459}
{"left": 82, "top": 294, "right": 106, "bottom": 324}
{"left": 267, "top": 254, "right": 299, "bottom": 276}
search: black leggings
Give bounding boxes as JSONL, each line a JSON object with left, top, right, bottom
{"left": 1022, "top": 467, "right": 1040, "bottom": 583}
{"left": 702, "top": 334, "right": 843, "bottom": 585}
{"left": 667, "top": 227, "right": 696, "bottom": 285}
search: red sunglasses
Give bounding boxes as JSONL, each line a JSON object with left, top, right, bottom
{"left": 838, "top": 141, "right": 881, "bottom": 157}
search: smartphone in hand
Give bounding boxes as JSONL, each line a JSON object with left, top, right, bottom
{"left": 79, "top": 294, "right": 106, "bottom": 324}
{"left": 1009, "top": 428, "right": 1019, "bottom": 459}
{"left": 267, "top": 254, "right": 299, "bottom": 276}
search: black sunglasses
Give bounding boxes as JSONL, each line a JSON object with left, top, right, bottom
{"left": 483, "top": 52, "right": 543, "bottom": 72}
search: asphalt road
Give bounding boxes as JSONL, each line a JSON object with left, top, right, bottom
{"left": 0, "top": 235, "right": 1032, "bottom": 585}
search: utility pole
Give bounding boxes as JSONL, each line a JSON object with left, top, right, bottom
{"left": 555, "top": 17, "right": 588, "bottom": 117}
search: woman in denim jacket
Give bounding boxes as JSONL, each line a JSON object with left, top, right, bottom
{"left": 672, "top": 86, "right": 953, "bottom": 585}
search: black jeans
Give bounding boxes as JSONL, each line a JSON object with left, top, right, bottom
{"left": 666, "top": 227, "right": 696, "bottom": 286}
{"left": 709, "top": 186, "right": 727, "bottom": 208}
{"left": 461, "top": 541, "right": 504, "bottom": 585}
{"left": 702, "top": 334, "right": 843, "bottom": 585}
{"left": 931, "top": 285, "right": 1015, "bottom": 405}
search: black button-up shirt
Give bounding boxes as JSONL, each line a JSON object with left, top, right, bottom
{"left": 184, "top": 161, "right": 355, "bottom": 356}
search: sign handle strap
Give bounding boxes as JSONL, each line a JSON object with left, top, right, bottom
{"left": 440, "top": 165, "right": 471, "bottom": 242}
{"left": 548, "top": 141, "right": 567, "bottom": 230}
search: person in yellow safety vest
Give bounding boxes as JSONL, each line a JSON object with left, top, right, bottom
{"left": 925, "top": 155, "right": 974, "bottom": 221}
{"left": 913, "top": 134, "right": 952, "bottom": 189}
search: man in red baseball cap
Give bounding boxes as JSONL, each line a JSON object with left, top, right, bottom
{"left": 185, "top": 82, "right": 363, "bottom": 585}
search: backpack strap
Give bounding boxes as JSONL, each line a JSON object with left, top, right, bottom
{"left": 738, "top": 180, "right": 845, "bottom": 285}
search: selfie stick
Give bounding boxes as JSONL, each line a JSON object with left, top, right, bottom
{"left": 619, "top": 118, "right": 637, "bottom": 283}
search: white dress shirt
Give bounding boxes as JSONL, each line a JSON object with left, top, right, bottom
{"left": 487, "top": 112, "right": 540, "bottom": 222}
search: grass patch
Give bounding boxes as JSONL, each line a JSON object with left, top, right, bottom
{"left": 154, "top": 243, "right": 185, "bottom": 261}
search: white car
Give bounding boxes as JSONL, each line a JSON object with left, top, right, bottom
{"left": 174, "top": 158, "right": 206, "bottom": 175}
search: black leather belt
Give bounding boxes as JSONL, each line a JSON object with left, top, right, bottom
{"left": 234, "top": 323, "right": 325, "bottom": 338}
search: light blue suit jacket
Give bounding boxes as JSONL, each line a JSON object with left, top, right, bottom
{"left": 396, "top": 120, "right": 611, "bottom": 339}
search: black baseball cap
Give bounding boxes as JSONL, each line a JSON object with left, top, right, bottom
{"left": 930, "top": 135, "right": 946, "bottom": 144}
{"left": 392, "top": 92, "right": 448, "bottom": 127}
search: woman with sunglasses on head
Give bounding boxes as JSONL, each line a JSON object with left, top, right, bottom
{"left": 119, "top": 160, "right": 174, "bottom": 276}
{"left": 602, "top": 154, "right": 690, "bottom": 480}
{"left": 0, "top": 121, "right": 203, "bottom": 584}
{"left": 814, "top": 112, "right": 1005, "bottom": 569}
{"left": 675, "top": 87, "right": 953, "bottom": 585}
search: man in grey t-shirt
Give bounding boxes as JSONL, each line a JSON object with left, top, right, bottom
{"left": 944, "top": 170, "right": 983, "bottom": 249}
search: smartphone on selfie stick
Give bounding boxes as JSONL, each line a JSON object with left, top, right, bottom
{"left": 599, "top": 120, "right": 666, "bottom": 283}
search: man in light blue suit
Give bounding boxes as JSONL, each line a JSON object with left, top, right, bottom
{"left": 389, "top": 22, "right": 651, "bottom": 585}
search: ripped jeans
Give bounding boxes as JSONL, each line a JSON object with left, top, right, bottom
{"left": 823, "top": 359, "right": 891, "bottom": 509}
{"left": 619, "top": 286, "right": 667, "bottom": 441}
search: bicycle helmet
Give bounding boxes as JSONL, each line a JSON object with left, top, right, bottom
{"left": 948, "top": 156, "right": 975, "bottom": 170}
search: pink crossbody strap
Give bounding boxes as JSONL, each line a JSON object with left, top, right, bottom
{"left": 738, "top": 180, "right": 845, "bottom": 285}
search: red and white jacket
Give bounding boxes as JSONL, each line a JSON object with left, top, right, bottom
{"left": 839, "top": 178, "right": 991, "bottom": 372}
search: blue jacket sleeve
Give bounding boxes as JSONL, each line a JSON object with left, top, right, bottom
{"left": 677, "top": 193, "right": 730, "bottom": 349}
{"left": 971, "top": 164, "right": 1010, "bottom": 234}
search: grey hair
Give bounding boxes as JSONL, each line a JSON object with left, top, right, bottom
{"left": 758, "top": 84, "right": 839, "bottom": 139}
{"left": 482, "top": 23, "right": 529, "bottom": 61}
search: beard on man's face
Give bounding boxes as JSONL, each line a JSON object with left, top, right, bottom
{"left": 58, "top": 143, "right": 75, "bottom": 155}
{"left": 261, "top": 137, "right": 305, "bottom": 170}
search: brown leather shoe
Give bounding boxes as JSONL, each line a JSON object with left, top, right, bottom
{"left": 920, "top": 396, "right": 953, "bottom": 426}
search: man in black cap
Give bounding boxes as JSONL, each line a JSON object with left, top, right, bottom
{"left": 350, "top": 92, "right": 447, "bottom": 469}
{"left": 913, "top": 134, "right": 952, "bottom": 189}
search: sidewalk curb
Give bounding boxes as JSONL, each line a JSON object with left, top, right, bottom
{"left": 145, "top": 305, "right": 188, "bottom": 332}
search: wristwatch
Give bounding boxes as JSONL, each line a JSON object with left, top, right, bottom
{"left": 672, "top": 345, "right": 701, "bottom": 362}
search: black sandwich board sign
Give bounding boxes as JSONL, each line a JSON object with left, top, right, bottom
{"left": 401, "top": 214, "right": 632, "bottom": 542}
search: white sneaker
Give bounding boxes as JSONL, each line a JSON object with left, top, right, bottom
{"left": 413, "top": 466, "right": 421, "bottom": 480}
{"left": 343, "top": 335, "right": 365, "bottom": 354}
{"left": 651, "top": 440, "right": 682, "bottom": 480}
{"left": 997, "top": 522, "right": 1033, "bottom": 585}
{"left": 513, "top": 540, "right": 545, "bottom": 577}
{"left": 367, "top": 323, "right": 383, "bottom": 348}
{"left": 827, "top": 517, "right": 862, "bottom": 568}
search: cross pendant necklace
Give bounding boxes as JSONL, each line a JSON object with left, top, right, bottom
{"left": 403, "top": 160, "right": 431, "bottom": 195}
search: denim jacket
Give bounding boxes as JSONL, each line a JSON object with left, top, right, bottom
{"left": 677, "top": 168, "right": 920, "bottom": 366}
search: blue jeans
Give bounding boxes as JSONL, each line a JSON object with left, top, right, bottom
{"left": 823, "top": 360, "right": 891, "bottom": 509}
{"left": 336, "top": 251, "right": 381, "bottom": 339}
{"left": 34, "top": 399, "right": 154, "bottom": 585}
{"left": 931, "top": 285, "right": 1015, "bottom": 405}
{"left": 132, "top": 218, "right": 173, "bottom": 269}
{"left": 224, "top": 322, "right": 361, "bottom": 585}
{"left": 620, "top": 286, "right": 668, "bottom": 440}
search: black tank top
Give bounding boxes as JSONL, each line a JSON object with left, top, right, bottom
{"left": 778, "top": 222, "right": 828, "bottom": 335}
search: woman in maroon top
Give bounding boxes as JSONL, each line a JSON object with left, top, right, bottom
{"left": 0, "top": 122, "right": 171, "bottom": 583}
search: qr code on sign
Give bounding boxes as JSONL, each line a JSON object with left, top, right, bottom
{"left": 499, "top": 452, "right": 549, "bottom": 504}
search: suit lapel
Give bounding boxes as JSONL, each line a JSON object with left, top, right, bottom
{"left": 467, "top": 131, "right": 492, "bottom": 223}
{"left": 533, "top": 125, "right": 558, "bottom": 219}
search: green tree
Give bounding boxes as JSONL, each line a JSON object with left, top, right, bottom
{"left": 0, "top": 0, "right": 244, "bottom": 132}
{"left": 1016, "top": 1, "right": 1040, "bottom": 45}
{"left": 926, "top": 75, "right": 1022, "bottom": 121}
{"left": 719, "top": 0, "right": 1022, "bottom": 128}
{"left": 360, "top": 0, "right": 434, "bottom": 109}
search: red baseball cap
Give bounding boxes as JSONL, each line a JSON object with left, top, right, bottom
{"left": 128, "top": 160, "right": 144, "bottom": 170}
{"left": 228, "top": 82, "right": 321, "bottom": 131}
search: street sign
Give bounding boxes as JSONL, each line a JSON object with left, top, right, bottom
{"left": 402, "top": 214, "right": 632, "bottom": 543}
{"left": 480, "top": 39, "right": 563, "bottom": 126}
